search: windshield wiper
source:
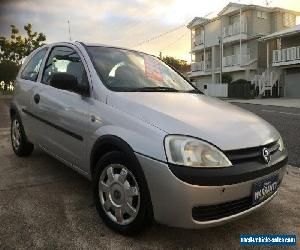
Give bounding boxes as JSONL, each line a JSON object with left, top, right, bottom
{"left": 186, "top": 89, "right": 203, "bottom": 94}
{"left": 133, "top": 86, "right": 180, "bottom": 92}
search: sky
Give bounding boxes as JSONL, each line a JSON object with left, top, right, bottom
{"left": 0, "top": 0, "right": 300, "bottom": 62}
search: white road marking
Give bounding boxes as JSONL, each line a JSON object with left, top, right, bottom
{"left": 261, "top": 110, "right": 300, "bottom": 116}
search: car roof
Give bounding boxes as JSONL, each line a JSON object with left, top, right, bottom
{"left": 40, "top": 41, "right": 157, "bottom": 60}
{"left": 80, "top": 42, "right": 154, "bottom": 56}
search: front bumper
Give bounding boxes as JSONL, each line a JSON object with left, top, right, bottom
{"left": 136, "top": 152, "right": 287, "bottom": 229}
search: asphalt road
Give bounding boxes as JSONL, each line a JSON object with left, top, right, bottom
{"left": 0, "top": 98, "right": 299, "bottom": 249}
{"left": 232, "top": 103, "right": 300, "bottom": 167}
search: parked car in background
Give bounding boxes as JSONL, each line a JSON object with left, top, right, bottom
{"left": 10, "top": 41, "right": 288, "bottom": 234}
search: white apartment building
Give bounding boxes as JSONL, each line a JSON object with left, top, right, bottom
{"left": 255, "top": 24, "right": 300, "bottom": 97}
{"left": 187, "top": 2, "right": 300, "bottom": 91}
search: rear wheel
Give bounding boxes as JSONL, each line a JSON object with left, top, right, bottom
{"left": 93, "top": 151, "right": 152, "bottom": 235}
{"left": 11, "top": 114, "right": 34, "bottom": 157}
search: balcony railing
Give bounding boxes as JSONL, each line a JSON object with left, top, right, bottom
{"left": 273, "top": 46, "right": 300, "bottom": 64}
{"left": 223, "top": 54, "right": 250, "bottom": 67}
{"left": 191, "top": 61, "right": 211, "bottom": 72}
{"left": 193, "top": 35, "right": 204, "bottom": 46}
{"left": 223, "top": 17, "right": 247, "bottom": 38}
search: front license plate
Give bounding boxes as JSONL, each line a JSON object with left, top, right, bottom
{"left": 252, "top": 174, "right": 279, "bottom": 205}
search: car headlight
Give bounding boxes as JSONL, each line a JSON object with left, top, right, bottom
{"left": 278, "top": 136, "right": 285, "bottom": 152}
{"left": 164, "top": 135, "right": 232, "bottom": 168}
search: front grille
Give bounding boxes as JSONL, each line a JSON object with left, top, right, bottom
{"left": 225, "top": 141, "right": 279, "bottom": 164}
{"left": 192, "top": 196, "right": 253, "bottom": 221}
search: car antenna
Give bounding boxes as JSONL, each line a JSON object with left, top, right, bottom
{"left": 67, "top": 20, "right": 72, "bottom": 41}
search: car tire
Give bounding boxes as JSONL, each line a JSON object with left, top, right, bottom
{"left": 93, "top": 151, "right": 153, "bottom": 235}
{"left": 11, "top": 114, "right": 34, "bottom": 157}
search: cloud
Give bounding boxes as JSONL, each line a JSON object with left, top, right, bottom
{"left": 0, "top": 0, "right": 300, "bottom": 61}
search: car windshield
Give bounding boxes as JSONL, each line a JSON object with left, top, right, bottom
{"left": 86, "top": 46, "right": 196, "bottom": 92}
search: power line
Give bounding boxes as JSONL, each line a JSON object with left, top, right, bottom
{"left": 131, "top": 24, "right": 186, "bottom": 48}
{"left": 130, "top": 10, "right": 214, "bottom": 49}
{"left": 159, "top": 30, "right": 189, "bottom": 52}
{"left": 102, "top": 2, "right": 164, "bottom": 42}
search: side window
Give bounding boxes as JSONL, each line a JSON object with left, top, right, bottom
{"left": 42, "top": 46, "right": 89, "bottom": 89}
{"left": 21, "top": 48, "right": 47, "bottom": 81}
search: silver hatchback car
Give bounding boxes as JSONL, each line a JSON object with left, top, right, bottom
{"left": 10, "top": 41, "right": 288, "bottom": 234}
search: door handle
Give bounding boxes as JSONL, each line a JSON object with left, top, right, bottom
{"left": 34, "top": 94, "right": 40, "bottom": 104}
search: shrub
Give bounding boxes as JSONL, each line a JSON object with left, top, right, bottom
{"left": 228, "top": 79, "right": 253, "bottom": 98}
{"left": 231, "top": 79, "right": 251, "bottom": 85}
{"left": 222, "top": 73, "right": 232, "bottom": 84}
{"left": 0, "top": 60, "right": 19, "bottom": 90}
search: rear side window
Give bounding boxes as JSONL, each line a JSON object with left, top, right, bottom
{"left": 21, "top": 48, "right": 47, "bottom": 81}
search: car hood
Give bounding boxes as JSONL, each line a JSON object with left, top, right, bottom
{"left": 107, "top": 92, "right": 279, "bottom": 150}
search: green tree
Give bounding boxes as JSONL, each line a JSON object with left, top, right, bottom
{"left": 0, "top": 24, "right": 46, "bottom": 90}
{"left": 0, "top": 60, "right": 19, "bottom": 83}
{"left": 0, "top": 23, "right": 46, "bottom": 65}
{"left": 162, "top": 56, "right": 189, "bottom": 73}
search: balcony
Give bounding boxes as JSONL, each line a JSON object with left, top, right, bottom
{"left": 190, "top": 61, "right": 211, "bottom": 77}
{"left": 222, "top": 54, "right": 250, "bottom": 71}
{"left": 273, "top": 46, "right": 300, "bottom": 66}
{"left": 191, "top": 35, "right": 204, "bottom": 51}
{"left": 223, "top": 17, "right": 247, "bottom": 44}
{"left": 191, "top": 61, "right": 211, "bottom": 71}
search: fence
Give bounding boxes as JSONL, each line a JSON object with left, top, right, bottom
{"left": 196, "top": 83, "right": 228, "bottom": 97}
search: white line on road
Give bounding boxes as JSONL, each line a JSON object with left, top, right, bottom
{"left": 261, "top": 110, "right": 300, "bottom": 116}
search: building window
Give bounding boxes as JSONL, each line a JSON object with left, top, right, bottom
{"left": 283, "top": 13, "right": 295, "bottom": 27}
{"left": 194, "top": 28, "right": 204, "bottom": 45}
{"left": 257, "top": 11, "right": 267, "bottom": 19}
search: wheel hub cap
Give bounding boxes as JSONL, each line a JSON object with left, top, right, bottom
{"left": 98, "top": 164, "right": 140, "bottom": 225}
{"left": 110, "top": 184, "right": 124, "bottom": 205}
{"left": 113, "top": 190, "right": 121, "bottom": 200}
{"left": 12, "top": 119, "right": 21, "bottom": 150}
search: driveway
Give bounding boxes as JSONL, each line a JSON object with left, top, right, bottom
{"left": 0, "top": 98, "right": 299, "bottom": 249}
{"left": 228, "top": 98, "right": 300, "bottom": 109}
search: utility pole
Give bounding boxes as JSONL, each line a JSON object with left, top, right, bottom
{"left": 219, "top": 18, "right": 223, "bottom": 84}
{"left": 67, "top": 20, "right": 72, "bottom": 41}
{"left": 239, "top": 8, "right": 242, "bottom": 67}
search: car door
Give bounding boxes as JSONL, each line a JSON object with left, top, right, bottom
{"left": 16, "top": 47, "right": 48, "bottom": 142}
{"left": 31, "top": 45, "right": 94, "bottom": 174}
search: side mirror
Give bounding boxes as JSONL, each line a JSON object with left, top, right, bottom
{"left": 50, "top": 73, "right": 89, "bottom": 96}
